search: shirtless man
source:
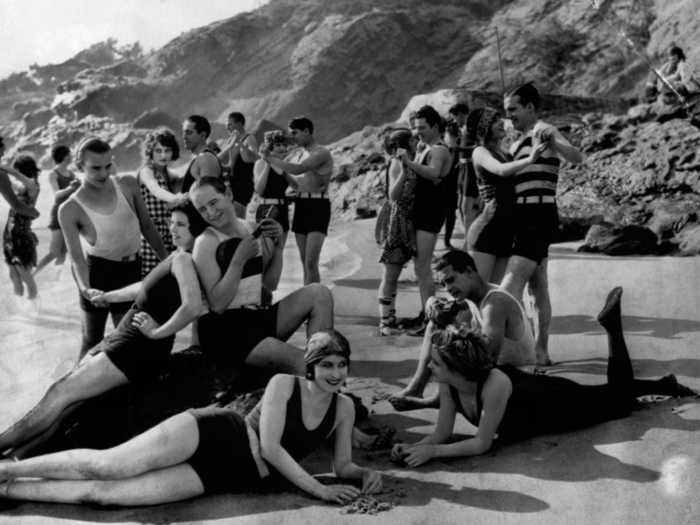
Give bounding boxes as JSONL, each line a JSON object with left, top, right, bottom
{"left": 181, "top": 115, "right": 222, "bottom": 192}
{"left": 397, "top": 105, "right": 452, "bottom": 335}
{"left": 501, "top": 83, "right": 583, "bottom": 366}
{"left": 0, "top": 136, "right": 39, "bottom": 219}
{"left": 390, "top": 249, "right": 535, "bottom": 410}
{"left": 261, "top": 117, "right": 333, "bottom": 284}
{"left": 218, "top": 112, "right": 258, "bottom": 218}
{"left": 59, "top": 138, "right": 167, "bottom": 359}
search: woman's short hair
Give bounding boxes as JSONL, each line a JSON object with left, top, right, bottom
{"left": 431, "top": 327, "right": 495, "bottom": 381}
{"left": 466, "top": 107, "right": 500, "bottom": 146}
{"left": 51, "top": 144, "right": 71, "bottom": 164}
{"left": 142, "top": 127, "right": 180, "bottom": 163}
{"left": 669, "top": 45, "right": 686, "bottom": 61}
{"left": 382, "top": 128, "right": 412, "bottom": 155}
{"left": 170, "top": 201, "right": 208, "bottom": 238}
{"left": 263, "top": 130, "right": 288, "bottom": 151}
{"left": 13, "top": 154, "right": 40, "bottom": 179}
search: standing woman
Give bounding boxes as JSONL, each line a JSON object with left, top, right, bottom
{"left": 466, "top": 108, "right": 546, "bottom": 283}
{"left": 254, "top": 130, "right": 290, "bottom": 248}
{"left": 376, "top": 128, "right": 418, "bottom": 335}
{"left": 3, "top": 155, "right": 41, "bottom": 298}
{"left": 34, "top": 145, "right": 80, "bottom": 275}
{"left": 0, "top": 330, "right": 382, "bottom": 506}
{"left": 137, "top": 127, "right": 188, "bottom": 277}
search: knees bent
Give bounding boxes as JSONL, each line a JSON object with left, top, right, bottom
{"left": 306, "top": 282, "right": 333, "bottom": 308}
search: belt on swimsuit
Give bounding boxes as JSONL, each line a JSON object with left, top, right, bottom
{"left": 260, "top": 198, "right": 286, "bottom": 205}
{"left": 517, "top": 195, "right": 556, "bottom": 205}
{"left": 297, "top": 192, "right": 328, "bottom": 199}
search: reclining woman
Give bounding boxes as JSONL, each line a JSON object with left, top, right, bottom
{"left": 0, "top": 203, "right": 208, "bottom": 459}
{"left": 189, "top": 176, "right": 333, "bottom": 372}
{"left": 391, "top": 287, "right": 694, "bottom": 467}
{"left": 0, "top": 330, "right": 382, "bottom": 507}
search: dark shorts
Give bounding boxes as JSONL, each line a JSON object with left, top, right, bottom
{"left": 79, "top": 255, "right": 140, "bottom": 313}
{"left": 187, "top": 408, "right": 262, "bottom": 494}
{"left": 511, "top": 203, "right": 559, "bottom": 264}
{"left": 467, "top": 203, "right": 515, "bottom": 257}
{"left": 89, "top": 306, "right": 175, "bottom": 384}
{"left": 197, "top": 303, "right": 280, "bottom": 364}
{"left": 256, "top": 203, "right": 289, "bottom": 232}
{"left": 414, "top": 201, "right": 447, "bottom": 234}
{"left": 292, "top": 198, "right": 331, "bottom": 235}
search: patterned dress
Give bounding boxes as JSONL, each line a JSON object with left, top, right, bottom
{"left": 379, "top": 167, "right": 417, "bottom": 265}
{"left": 3, "top": 182, "right": 39, "bottom": 267}
{"left": 138, "top": 166, "right": 175, "bottom": 277}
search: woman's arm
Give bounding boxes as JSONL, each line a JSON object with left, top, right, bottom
{"left": 387, "top": 158, "right": 409, "bottom": 201}
{"left": 138, "top": 166, "right": 182, "bottom": 204}
{"left": 254, "top": 159, "right": 271, "bottom": 196}
{"left": 122, "top": 176, "right": 167, "bottom": 260}
{"left": 473, "top": 146, "right": 541, "bottom": 177}
{"left": 99, "top": 282, "right": 142, "bottom": 304}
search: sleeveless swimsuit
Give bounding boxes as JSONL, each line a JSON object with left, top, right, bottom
{"left": 182, "top": 148, "right": 223, "bottom": 193}
{"left": 230, "top": 134, "right": 255, "bottom": 206}
{"left": 413, "top": 142, "right": 450, "bottom": 234}
{"left": 256, "top": 163, "right": 290, "bottom": 231}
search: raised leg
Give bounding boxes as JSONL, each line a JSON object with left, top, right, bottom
{"left": 274, "top": 282, "right": 333, "bottom": 340}
{"left": 245, "top": 337, "right": 304, "bottom": 374}
{"left": 79, "top": 307, "right": 109, "bottom": 359}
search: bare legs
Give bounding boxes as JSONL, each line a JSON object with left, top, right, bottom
{"left": 469, "top": 251, "right": 509, "bottom": 284}
{"left": 0, "top": 412, "right": 204, "bottom": 506}
{"left": 378, "top": 263, "right": 402, "bottom": 335}
{"left": 414, "top": 230, "right": 438, "bottom": 311}
{"left": 34, "top": 229, "right": 67, "bottom": 276}
{"left": 295, "top": 232, "right": 325, "bottom": 284}
{"left": 460, "top": 196, "right": 480, "bottom": 252}
{"left": 8, "top": 263, "right": 37, "bottom": 299}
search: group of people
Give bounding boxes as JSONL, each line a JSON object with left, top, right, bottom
{"left": 0, "top": 85, "right": 694, "bottom": 509}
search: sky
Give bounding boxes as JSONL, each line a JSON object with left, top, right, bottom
{"left": 0, "top": 0, "right": 268, "bottom": 79}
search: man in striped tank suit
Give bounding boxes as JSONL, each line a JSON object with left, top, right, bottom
{"left": 501, "top": 83, "right": 583, "bottom": 367}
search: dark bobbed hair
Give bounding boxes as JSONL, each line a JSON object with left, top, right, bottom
{"left": 382, "top": 127, "right": 412, "bottom": 155}
{"left": 414, "top": 105, "right": 444, "bottom": 130}
{"left": 142, "top": 127, "right": 180, "bottom": 163}
{"left": 445, "top": 120, "right": 460, "bottom": 138}
{"left": 289, "top": 116, "right": 314, "bottom": 135}
{"left": 51, "top": 144, "right": 71, "bottom": 164}
{"left": 186, "top": 115, "right": 211, "bottom": 139}
{"left": 669, "top": 45, "right": 686, "bottom": 61}
{"left": 13, "top": 154, "right": 40, "bottom": 179}
{"left": 434, "top": 249, "right": 478, "bottom": 274}
{"left": 170, "top": 201, "right": 208, "bottom": 238}
{"left": 304, "top": 329, "right": 351, "bottom": 380}
{"left": 76, "top": 137, "right": 111, "bottom": 168}
{"left": 448, "top": 102, "right": 470, "bottom": 116}
{"left": 263, "top": 130, "right": 289, "bottom": 151}
{"left": 228, "top": 112, "right": 245, "bottom": 125}
{"left": 431, "top": 327, "right": 495, "bottom": 381}
{"left": 466, "top": 107, "right": 501, "bottom": 145}
{"left": 507, "top": 82, "right": 541, "bottom": 111}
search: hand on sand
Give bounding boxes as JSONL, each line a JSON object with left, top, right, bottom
{"left": 132, "top": 312, "right": 160, "bottom": 338}
{"left": 361, "top": 469, "right": 383, "bottom": 494}
{"left": 320, "top": 484, "right": 361, "bottom": 505}
{"left": 391, "top": 443, "right": 435, "bottom": 468}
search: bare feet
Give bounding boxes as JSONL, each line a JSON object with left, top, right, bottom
{"left": 597, "top": 286, "right": 623, "bottom": 330}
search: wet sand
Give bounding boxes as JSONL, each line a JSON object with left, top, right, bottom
{"left": 2, "top": 186, "right": 700, "bottom": 524}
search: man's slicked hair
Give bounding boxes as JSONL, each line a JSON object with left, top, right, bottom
{"left": 186, "top": 115, "right": 212, "bottom": 138}
{"left": 415, "top": 105, "right": 443, "bottom": 129}
{"left": 508, "top": 82, "right": 541, "bottom": 111}
{"left": 76, "top": 137, "right": 111, "bottom": 168}
{"left": 434, "top": 249, "right": 478, "bottom": 274}
{"left": 228, "top": 112, "right": 245, "bottom": 125}
{"left": 51, "top": 144, "right": 71, "bottom": 164}
{"left": 289, "top": 116, "right": 314, "bottom": 135}
{"left": 448, "top": 102, "right": 470, "bottom": 116}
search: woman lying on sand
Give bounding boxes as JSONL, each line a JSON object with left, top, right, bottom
{"left": 391, "top": 287, "right": 694, "bottom": 467}
{"left": 0, "top": 330, "right": 382, "bottom": 506}
{"left": 0, "top": 203, "right": 208, "bottom": 459}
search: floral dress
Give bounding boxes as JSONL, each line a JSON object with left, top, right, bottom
{"left": 3, "top": 183, "right": 38, "bottom": 267}
{"left": 379, "top": 165, "right": 417, "bottom": 265}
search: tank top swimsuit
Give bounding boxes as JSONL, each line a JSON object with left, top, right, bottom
{"left": 230, "top": 134, "right": 255, "bottom": 205}
{"left": 182, "top": 148, "right": 223, "bottom": 192}
{"left": 210, "top": 225, "right": 263, "bottom": 308}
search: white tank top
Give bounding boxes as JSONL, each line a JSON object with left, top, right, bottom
{"left": 467, "top": 285, "right": 536, "bottom": 369}
{"left": 72, "top": 178, "right": 141, "bottom": 261}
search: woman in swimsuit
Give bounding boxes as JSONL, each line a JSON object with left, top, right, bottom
{"left": 0, "top": 203, "right": 207, "bottom": 459}
{"left": 0, "top": 330, "right": 382, "bottom": 507}
{"left": 391, "top": 287, "right": 694, "bottom": 467}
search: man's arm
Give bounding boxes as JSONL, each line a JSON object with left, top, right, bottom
{"left": 0, "top": 171, "right": 39, "bottom": 218}
{"left": 58, "top": 200, "right": 91, "bottom": 295}
{"left": 543, "top": 125, "right": 583, "bottom": 165}
{"left": 239, "top": 134, "right": 259, "bottom": 163}
{"left": 121, "top": 176, "right": 167, "bottom": 259}
{"left": 479, "top": 297, "right": 509, "bottom": 360}
{"left": 193, "top": 153, "right": 222, "bottom": 179}
{"left": 402, "top": 146, "right": 450, "bottom": 183}
{"left": 266, "top": 148, "right": 331, "bottom": 175}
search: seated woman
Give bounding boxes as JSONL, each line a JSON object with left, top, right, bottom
{"left": 0, "top": 330, "right": 382, "bottom": 507}
{"left": 0, "top": 203, "right": 208, "bottom": 459}
{"left": 391, "top": 287, "right": 694, "bottom": 467}
{"left": 189, "top": 176, "right": 333, "bottom": 372}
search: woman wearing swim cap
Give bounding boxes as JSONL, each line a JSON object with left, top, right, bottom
{"left": 0, "top": 330, "right": 382, "bottom": 507}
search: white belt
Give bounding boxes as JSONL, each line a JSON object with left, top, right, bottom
{"left": 260, "top": 198, "right": 285, "bottom": 205}
{"left": 297, "top": 192, "right": 328, "bottom": 199}
{"left": 517, "top": 195, "right": 556, "bottom": 204}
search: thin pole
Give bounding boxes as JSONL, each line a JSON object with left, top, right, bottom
{"left": 495, "top": 27, "right": 506, "bottom": 96}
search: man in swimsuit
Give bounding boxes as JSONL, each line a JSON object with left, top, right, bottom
{"left": 0, "top": 137, "right": 39, "bottom": 220}
{"left": 59, "top": 138, "right": 167, "bottom": 359}
{"left": 181, "top": 115, "right": 222, "bottom": 192}
{"left": 501, "top": 83, "right": 583, "bottom": 366}
{"left": 218, "top": 112, "right": 258, "bottom": 218}
{"left": 261, "top": 116, "right": 333, "bottom": 284}
{"left": 397, "top": 105, "right": 452, "bottom": 335}
{"left": 390, "top": 249, "right": 535, "bottom": 410}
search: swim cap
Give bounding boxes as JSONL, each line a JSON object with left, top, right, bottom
{"left": 304, "top": 329, "right": 351, "bottom": 367}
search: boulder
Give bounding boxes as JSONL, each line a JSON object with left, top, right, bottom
{"left": 578, "top": 222, "right": 660, "bottom": 255}
{"left": 132, "top": 108, "right": 181, "bottom": 131}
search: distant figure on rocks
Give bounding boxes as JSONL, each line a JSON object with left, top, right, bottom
{"left": 59, "top": 137, "right": 167, "bottom": 358}
{"left": 189, "top": 176, "right": 334, "bottom": 371}
{"left": 261, "top": 117, "right": 333, "bottom": 285}
{"left": 501, "top": 83, "right": 583, "bottom": 366}
{"left": 219, "top": 112, "right": 258, "bottom": 218}
{"left": 646, "top": 45, "right": 700, "bottom": 102}
{"left": 0, "top": 136, "right": 39, "bottom": 220}
{"left": 181, "top": 115, "right": 222, "bottom": 193}
{"left": 254, "top": 130, "right": 291, "bottom": 251}
{"left": 0, "top": 204, "right": 206, "bottom": 460}
{"left": 3, "top": 155, "right": 41, "bottom": 299}
{"left": 396, "top": 105, "right": 452, "bottom": 336}
{"left": 376, "top": 128, "right": 418, "bottom": 336}
{"left": 391, "top": 287, "right": 694, "bottom": 466}
{"left": 137, "top": 127, "right": 188, "bottom": 277}
{"left": 34, "top": 145, "right": 80, "bottom": 275}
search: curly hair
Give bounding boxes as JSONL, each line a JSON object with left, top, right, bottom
{"left": 170, "top": 201, "right": 208, "bottom": 238}
{"left": 13, "top": 154, "right": 40, "bottom": 180}
{"left": 263, "top": 130, "right": 289, "bottom": 151}
{"left": 431, "top": 326, "right": 495, "bottom": 381}
{"left": 424, "top": 296, "right": 471, "bottom": 329}
{"left": 142, "top": 127, "right": 180, "bottom": 164}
